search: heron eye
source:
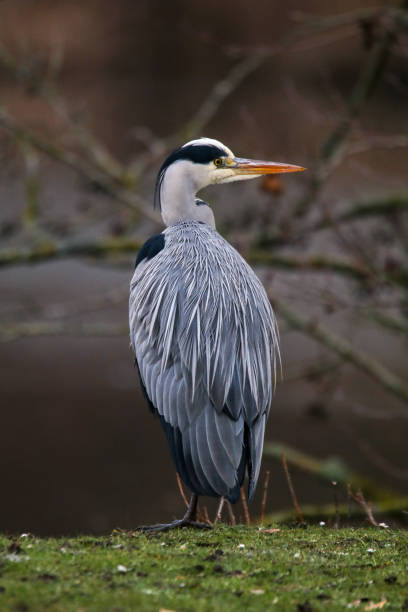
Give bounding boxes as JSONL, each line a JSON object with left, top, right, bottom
{"left": 214, "top": 158, "right": 224, "bottom": 168}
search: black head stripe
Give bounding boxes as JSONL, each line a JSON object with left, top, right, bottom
{"left": 162, "top": 144, "right": 227, "bottom": 168}
{"left": 154, "top": 143, "right": 228, "bottom": 209}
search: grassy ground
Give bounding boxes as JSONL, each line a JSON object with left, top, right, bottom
{"left": 1, "top": 526, "right": 408, "bottom": 611}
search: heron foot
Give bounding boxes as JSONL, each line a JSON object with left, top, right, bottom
{"left": 134, "top": 493, "right": 212, "bottom": 532}
{"left": 135, "top": 518, "right": 212, "bottom": 533}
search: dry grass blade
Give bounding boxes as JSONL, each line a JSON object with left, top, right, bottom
{"left": 226, "top": 500, "right": 236, "bottom": 526}
{"left": 332, "top": 481, "right": 340, "bottom": 529}
{"left": 214, "top": 497, "right": 225, "bottom": 524}
{"left": 202, "top": 505, "right": 213, "bottom": 526}
{"left": 196, "top": 504, "right": 206, "bottom": 524}
{"left": 348, "top": 485, "right": 378, "bottom": 526}
{"left": 176, "top": 473, "right": 189, "bottom": 509}
{"left": 261, "top": 470, "right": 270, "bottom": 524}
{"left": 281, "top": 453, "right": 306, "bottom": 526}
{"left": 240, "top": 487, "right": 251, "bottom": 526}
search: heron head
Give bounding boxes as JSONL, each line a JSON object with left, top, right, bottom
{"left": 155, "top": 137, "right": 305, "bottom": 208}
{"left": 185, "top": 137, "right": 305, "bottom": 186}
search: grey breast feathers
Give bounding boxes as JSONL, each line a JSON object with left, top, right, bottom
{"left": 129, "top": 221, "right": 279, "bottom": 502}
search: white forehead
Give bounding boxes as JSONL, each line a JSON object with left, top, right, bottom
{"left": 182, "top": 137, "right": 235, "bottom": 158}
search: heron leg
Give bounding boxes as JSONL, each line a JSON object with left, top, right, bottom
{"left": 135, "top": 494, "right": 212, "bottom": 532}
{"left": 185, "top": 492, "right": 198, "bottom": 521}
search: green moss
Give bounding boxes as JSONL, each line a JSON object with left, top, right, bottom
{"left": 0, "top": 526, "right": 407, "bottom": 611}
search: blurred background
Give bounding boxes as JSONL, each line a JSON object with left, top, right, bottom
{"left": 1, "top": 0, "right": 408, "bottom": 535}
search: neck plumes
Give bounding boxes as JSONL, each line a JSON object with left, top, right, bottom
{"left": 159, "top": 161, "right": 215, "bottom": 228}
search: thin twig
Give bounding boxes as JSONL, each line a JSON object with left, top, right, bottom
{"left": 281, "top": 453, "right": 306, "bottom": 526}
{"left": 339, "top": 422, "right": 408, "bottom": 481}
{"left": 274, "top": 299, "right": 408, "bottom": 407}
{"left": 4, "top": 239, "right": 402, "bottom": 290}
{"left": 295, "top": 1, "right": 406, "bottom": 217}
{"left": 180, "top": 51, "right": 270, "bottom": 141}
{"left": 0, "top": 107, "right": 159, "bottom": 223}
{"left": 293, "top": 7, "right": 386, "bottom": 33}
{"left": 311, "top": 193, "right": 408, "bottom": 231}
{"left": 0, "top": 237, "right": 143, "bottom": 268}
{"left": 264, "top": 441, "right": 397, "bottom": 500}
{"left": 267, "top": 495, "right": 408, "bottom": 524}
{"left": 261, "top": 470, "right": 270, "bottom": 525}
{"left": 332, "top": 481, "right": 340, "bottom": 529}
{"left": 5, "top": 235, "right": 408, "bottom": 291}
{"left": 202, "top": 506, "right": 213, "bottom": 526}
{"left": 176, "top": 473, "right": 189, "bottom": 509}
{"left": 240, "top": 487, "right": 251, "bottom": 526}
{"left": 250, "top": 252, "right": 373, "bottom": 283}
{"left": 348, "top": 485, "right": 378, "bottom": 526}
{"left": 226, "top": 500, "right": 236, "bottom": 526}
{"left": 369, "top": 310, "right": 408, "bottom": 336}
{"left": 214, "top": 497, "right": 225, "bottom": 524}
{"left": 0, "top": 321, "right": 128, "bottom": 342}
{"left": 196, "top": 503, "right": 205, "bottom": 524}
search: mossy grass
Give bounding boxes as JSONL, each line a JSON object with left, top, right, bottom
{"left": 1, "top": 525, "right": 407, "bottom": 611}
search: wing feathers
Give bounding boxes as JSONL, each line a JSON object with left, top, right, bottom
{"left": 247, "top": 414, "right": 267, "bottom": 501}
{"left": 130, "top": 222, "right": 279, "bottom": 500}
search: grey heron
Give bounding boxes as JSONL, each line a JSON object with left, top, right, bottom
{"left": 129, "top": 138, "right": 304, "bottom": 530}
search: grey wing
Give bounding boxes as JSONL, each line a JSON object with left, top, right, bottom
{"left": 129, "top": 243, "right": 278, "bottom": 501}
{"left": 129, "top": 257, "right": 247, "bottom": 501}
{"left": 203, "top": 261, "right": 277, "bottom": 500}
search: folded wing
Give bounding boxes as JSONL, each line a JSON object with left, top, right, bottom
{"left": 129, "top": 223, "right": 279, "bottom": 501}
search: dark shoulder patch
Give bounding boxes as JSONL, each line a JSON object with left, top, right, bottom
{"left": 135, "top": 233, "right": 165, "bottom": 269}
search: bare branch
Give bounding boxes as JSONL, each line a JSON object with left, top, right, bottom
{"left": 1, "top": 239, "right": 394, "bottom": 292}
{"left": 180, "top": 51, "right": 270, "bottom": 141}
{"left": 0, "top": 237, "right": 142, "bottom": 268}
{"left": 126, "top": 52, "right": 273, "bottom": 172}
{"left": 250, "top": 252, "right": 372, "bottom": 282}
{"left": 283, "top": 359, "right": 343, "bottom": 384}
{"left": 313, "top": 193, "right": 408, "bottom": 230}
{"left": 264, "top": 441, "right": 396, "bottom": 501}
{"left": 266, "top": 496, "right": 408, "bottom": 524}
{"left": 0, "top": 321, "right": 128, "bottom": 342}
{"left": 0, "top": 107, "right": 160, "bottom": 224}
{"left": 322, "top": 16, "right": 399, "bottom": 167}
{"left": 274, "top": 299, "right": 408, "bottom": 406}
{"left": 295, "top": 2, "right": 407, "bottom": 216}
{"left": 369, "top": 310, "right": 408, "bottom": 336}
{"left": 346, "top": 133, "right": 408, "bottom": 156}
{"left": 293, "top": 7, "right": 389, "bottom": 33}
{"left": 0, "top": 50, "right": 275, "bottom": 226}
{"left": 339, "top": 422, "right": 408, "bottom": 481}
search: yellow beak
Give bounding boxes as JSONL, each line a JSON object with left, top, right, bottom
{"left": 231, "top": 157, "right": 306, "bottom": 175}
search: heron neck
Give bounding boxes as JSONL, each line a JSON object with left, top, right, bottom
{"left": 160, "top": 163, "right": 215, "bottom": 228}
